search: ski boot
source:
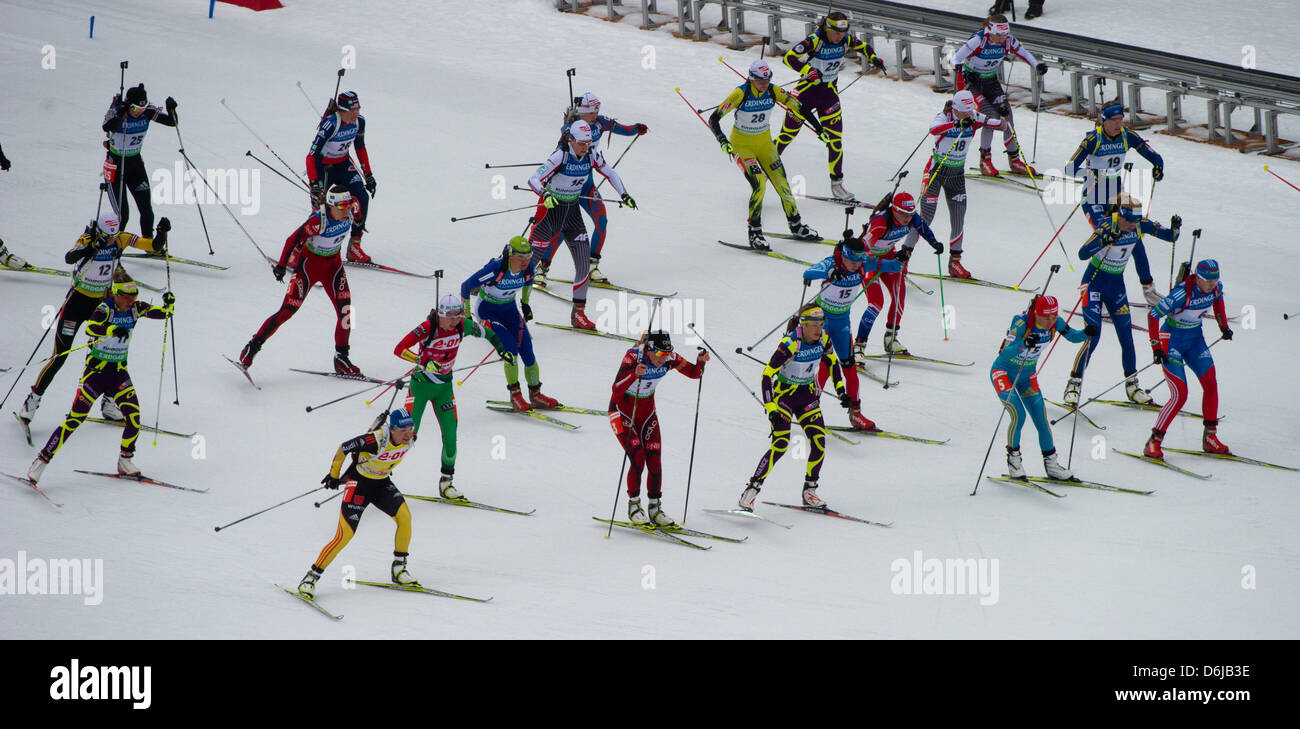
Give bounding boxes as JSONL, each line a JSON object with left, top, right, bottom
{"left": 507, "top": 384, "right": 532, "bottom": 412}
{"left": 333, "top": 346, "right": 362, "bottom": 377}
{"left": 100, "top": 396, "right": 124, "bottom": 422}
{"left": 346, "top": 235, "right": 372, "bottom": 263}
{"left": 27, "top": 454, "right": 49, "bottom": 484}
{"left": 738, "top": 480, "right": 761, "bottom": 510}
{"left": 533, "top": 260, "right": 550, "bottom": 288}
{"left": 948, "top": 253, "right": 972, "bottom": 279}
{"left": 801, "top": 480, "right": 826, "bottom": 509}
{"left": 628, "top": 496, "right": 649, "bottom": 525}
{"left": 852, "top": 337, "right": 869, "bottom": 359}
{"left": 571, "top": 302, "right": 596, "bottom": 331}
{"left": 1203, "top": 420, "right": 1231, "bottom": 454}
{"left": 1007, "top": 153, "right": 1038, "bottom": 177}
{"left": 588, "top": 255, "right": 608, "bottom": 284}
{"left": 1042, "top": 449, "right": 1074, "bottom": 480}
{"left": 830, "top": 179, "right": 855, "bottom": 201}
{"left": 391, "top": 554, "right": 418, "bottom": 586}
{"left": 298, "top": 567, "right": 321, "bottom": 598}
{"left": 848, "top": 405, "right": 876, "bottom": 431}
{"left": 1063, "top": 376, "right": 1082, "bottom": 406}
{"left": 648, "top": 498, "right": 676, "bottom": 528}
{"left": 238, "top": 337, "right": 263, "bottom": 369}
{"left": 787, "top": 215, "right": 820, "bottom": 241}
{"left": 1006, "top": 446, "right": 1026, "bottom": 479}
{"left": 1025, "top": 0, "right": 1044, "bottom": 20}
{"left": 19, "top": 390, "right": 40, "bottom": 422}
{"left": 529, "top": 385, "right": 559, "bottom": 410}
{"left": 438, "top": 474, "right": 463, "bottom": 500}
{"left": 748, "top": 223, "right": 770, "bottom": 251}
{"left": 1144, "top": 429, "right": 1165, "bottom": 459}
{"left": 978, "top": 149, "right": 999, "bottom": 176}
{"left": 117, "top": 451, "right": 141, "bottom": 477}
{"left": 0, "top": 241, "right": 27, "bottom": 269}
{"left": 882, "top": 326, "right": 909, "bottom": 355}
{"left": 1125, "top": 375, "right": 1152, "bottom": 405}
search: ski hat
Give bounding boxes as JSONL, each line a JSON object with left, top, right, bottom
{"left": 842, "top": 234, "right": 868, "bottom": 262}
{"left": 952, "top": 90, "right": 977, "bottom": 114}
{"left": 125, "top": 84, "right": 147, "bottom": 107}
{"left": 799, "top": 305, "right": 826, "bottom": 323}
{"left": 1115, "top": 192, "right": 1143, "bottom": 222}
{"left": 576, "top": 92, "right": 600, "bottom": 114}
{"left": 824, "top": 12, "right": 849, "bottom": 33}
{"left": 436, "top": 294, "right": 465, "bottom": 318}
{"left": 891, "top": 192, "right": 917, "bottom": 216}
{"left": 1100, "top": 103, "right": 1125, "bottom": 120}
{"left": 1033, "top": 295, "right": 1059, "bottom": 319}
{"left": 646, "top": 330, "right": 674, "bottom": 355}
{"left": 748, "top": 60, "right": 774, "bottom": 82}
{"left": 95, "top": 211, "right": 121, "bottom": 236}
{"left": 569, "top": 120, "right": 594, "bottom": 143}
{"left": 111, "top": 280, "right": 139, "bottom": 297}
{"left": 987, "top": 20, "right": 1011, "bottom": 36}
{"left": 506, "top": 235, "right": 532, "bottom": 256}
{"left": 1195, "top": 259, "right": 1221, "bottom": 281}
{"left": 337, "top": 91, "right": 360, "bottom": 111}
{"left": 325, "top": 184, "right": 352, "bottom": 207}
{"left": 389, "top": 408, "right": 414, "bottom": 430}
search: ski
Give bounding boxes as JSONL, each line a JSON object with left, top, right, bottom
{"left": 13, "top": 412, "right": 33, "bottom": 446}
{"left": 405, "top": 493, "right": 536, "bottom": 516}
{"left": 827, "top": 425, "right": 949, "bottom": 445}
{"left": 856, "top": 363, "right": 899, "bottom": 387}
{"left": 546, "top": 277, "right": 676, "bottom": 298}
{"left": 350, "top": 579, "right": 492, "bottom": 603}
{"left": 702, "top": 507, "right": 793, "bottom": 529}
{"left": 1019, "top": 475, "right": 1155, "bottom": 496}
{"left": 1047, "top": 401, "right": 1107, "bottom": 430}
{"left": 121, "top": 251, "right": 229, "bottom": 270}
{"left": 965, "top": 169, "right": 1042, "bottom": 192}
{"left": 532, "top": 285, "right": 576, "bottom": 304}
{"left": 909, "top": 271, "right": 1035, "bottom": 293}
{"left": 485, "top": 404, "right": 580, "bottom": 430}
{"left": 2, "top": 472, "right": 63, "bottom": 507}
{"left": 857, "top": 350, "right": 972, "bottom": 366}
{"left": 343, "top": 261, "right": 435, "bottom": 278}
{"left": 763, "top": 231, "right": 837, "bottom": 246}
{"left": 223, "top": 355, "right": 262, "bottom": 390}
{"left": 760, "top": 501, "right": 893, "bottom": 527}
{"left": 597, "top": 518, "right": 745, "bottom": 543}
{"left": 1091, "top": 399, "right": 1204, "bottom": 419}
{"left": 906, "top": 275, "right": 934, "bottom": 295}
{"left": 1160, "top": 448, "right": 1298, "bottom": 472}
{"left": 73, "top": 469, "right": 209, "bottom": 493}
{"left": 592, "top": 517, "right": 710, "bottom": 550}
{"left": 1, "top": 263, "right": 164, "bottom": 291}
{"left": 486, "top": 399, "right": 604, "bottom": 417}
{"left": 717, "top": 240, "right": 814, "bottom": 265}
{"left": 87, "top": 416, "right": 196, "bottom": 438}
{"left": 289, "top": 368, "right": 389, "bottom": 385}
{"left": 1113, "top": 449, "right": 1212, "bottom": 480}
{"left": 276, "top": 584, "right": 343, "bottom": 620}
{"left": 795, "top": 192, "right": 875, "bottom": 209}
{"left": 985, "top": 476, "right": 1066, "bottom": 497}
{"left": 534, "top": 321, "right": 637, "bottom": 343}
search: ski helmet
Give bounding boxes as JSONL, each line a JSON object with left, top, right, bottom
{"left": 1195, "top": 259, "right": 1220, "bottom": 282}
{"left": 952, "top": 90, "right": 977, "bottom": 115}
{"left": 125, "top": 84, "right": 147, "bottom": 107}
{"left": 388, "top": 408, "right": 414, "bottom": 430}
{"left": 436, "top": 294, "right": 465, "bottom": 318}
{"left": 337, "top": 91, "right": 360, "bottom": 111}
{"left": 569, "top": 120, "right": 595, "bottom": 143}
{"left": 646, "top": 330, "right": 674, "bottom": 355}
{"left": 506, "top": 235, "right": 532, "bottom": 257}
{"left": 748, "top": 60, "right": 774, "bottom": 82}
{"left": 891, "top": 192, "right": 917, "bottom": 216}
{"left": 576, "top": 92, "right": 601, "bottom": 115}
{"left": 325, "top": 184, "right": 352, "bottom": 208}
{"left": 95, "top": 211, "right": 121, "bottom": 236}
{"left": 1033, "top": 295, "right": 1059, "bottom": 319}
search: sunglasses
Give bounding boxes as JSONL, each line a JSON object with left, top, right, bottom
{"left": 648, "top": 348, "right": 672, "bottom": 358}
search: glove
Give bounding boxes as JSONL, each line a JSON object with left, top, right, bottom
{"left": 156, "top": 217, "right": 171, "bottom": 234}
{"left": 839, "top": 393, "right": 853, "bottom": 410}
{"left": 997, "top": 101, "right": 1011, "bottom": 117}
{"left": 634, "top": 123, "right": 648, "bottom": 135}
{"left": 1036, "top": 62, "right": 1048, "bottom": 76}
{"left": 272, "top": 264, "right": 287, "bottom": 282}
{"left": 1084, "top": 324, "right": 1100, "bottom": 337}
{"left": 497, "top": 349, "right": 516, "bottom": 365}
{"left": 1169, "top": 214, "right": 1181, "bottom": 230}
{"left": 766, "top": 408, "right": 784, "bottom": 430}
{"left": 1220, "top": 326, "right": 1234, "bottom": 341}
{"left": 162, "top": 292, "right": 175, "bottom": 307}
{"left": 522, "top": 302, "right": 533, "bottom": 322}
{"left": 1023, "top": 330, "right": 1043, "bottom": 348}
{"left": 954, "top": 117, "right": 973, "bottom": 129}
{"left": 719, "top": 139, "right": 735, "bottom": 156}
{"left": 804, "top": 68, "right": 822, "bottom": 83}
{"left": 364, "top": 173, "right": 377, "bottom": 196}
{"left": 310, "top": 180, "right": 325, "bottom": 206}
{"left": 620, "top": 193, "right": 637, "bottom": 210}
{"left": 106, "top": 325, "right": 129, "bottom": 341}
{"left": 871, "top": 56, "right": 886, "bottom": 72}
{"left": 1151, "top": 342, "right": 1167, "bottom": 365}
{"left": 1100, "top": 226, "right": 1121, "bottom": 245}
{"left": 542, "top": 194, "right": 558, "bottom": 209}
{"left": 423, "top": 360, "right": 444, "bottom": 375}
{"left": 928, "top": 239, "right": 944, "bottom": 255}
{"left": 1152, "top": 166, "right": 1164, "bottom": 182}
{"left": 321, "top": 475, "right": 341, "bottom": 490}
{"left": 1142, "top": 281, "right": 1162, "bottom": 306}
{"left": 895, "top": 247, "right": 912, "bottom": 264}
{"left": 829, "top": 267, "right": 851, "bottom": 282}
{"left": 165, "top": 96, "right": 177, "bottom": 115}
{"left": 0, "top": 155, "right": 9, "bottom": 172}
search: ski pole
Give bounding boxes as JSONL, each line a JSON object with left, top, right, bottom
{"left": 681, "top": 348, "right": 706, "bottom": 525}
{"left": 364, "top": 370, "right": 417, "bottom": 407}
{"left": 676, "top": 88, "right": 747, "bottom": 175}
{"left": 1013, "top": 198, "right": 1083, "bottom": 290}
{"left": 314, "top": 491, "right": 342, "bottom": 508}
{"left": 690, "top": 323, "right": 766, "bottom": 409}
{"left": 214, "top": 486, "right": 326, "bottom": 532}
{"left": 1263, "top": 164, "right": 1300, "bottom": 193}
{"left": 246, "top": 150, "right": 309, "bottom": 193}
{"left": 295, "top": 80, "right": 321, "bottom": 116}
{"left": 220, "top": 97, "right": 307, "bottom": 185}
{"left": 173, "top": 120, "right": 215, "bottom": 256}
{"left": 484, "top": 162, "right": 542, "bottom": 169}
{"left": 510, "top": 185, "right": 628, "bottom": 208}
{"left": 177, "top": 146, "right": 274, "bottom": 261}
{"left": 456, "top": 350, "right": 496, "bottom": 386}
{"left": 606, "top": 297, "right": 663, "bottom": 539}
{"left": 0, "top": 326, "right": 53, "bottom": 410}
{"left": 305, "top": 368, "right": 414, "bottom": 413}
{"left": 1285, "top": 312, "right": 1300, "bottom": 320}
{"left": 973, "top": 264, "right": 1061, "bottom": 496}
{"left": 450, "top": 204, "right": 540, "bottom": 223}
{"left": 1007, "top": 124, "right": 1072, "bottom": 271}
{"left": 593, "top": 135, "right": 640, "bottom": 194}
{"left": 151, "top": 304, "right": 170, "bottom": 447}
{"left": 718, "top": 57, "right": 823, "bottom": 138}
{"left": 890, "top": 129, "right": 930, "bottom": 182}
{"left": 936, "top": 247, "right": 949, "bottom": 341}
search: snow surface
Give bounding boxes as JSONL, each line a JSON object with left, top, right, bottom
{"left": 0, "top": 0, "right": 1297, "bottom": 639}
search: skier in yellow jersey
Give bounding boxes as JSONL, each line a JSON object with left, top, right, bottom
{"left": 709, "top": 59, "right": 830, "bottom": 250}
{"left": 297, "top": 409, "right": 419, "bottom": 597}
